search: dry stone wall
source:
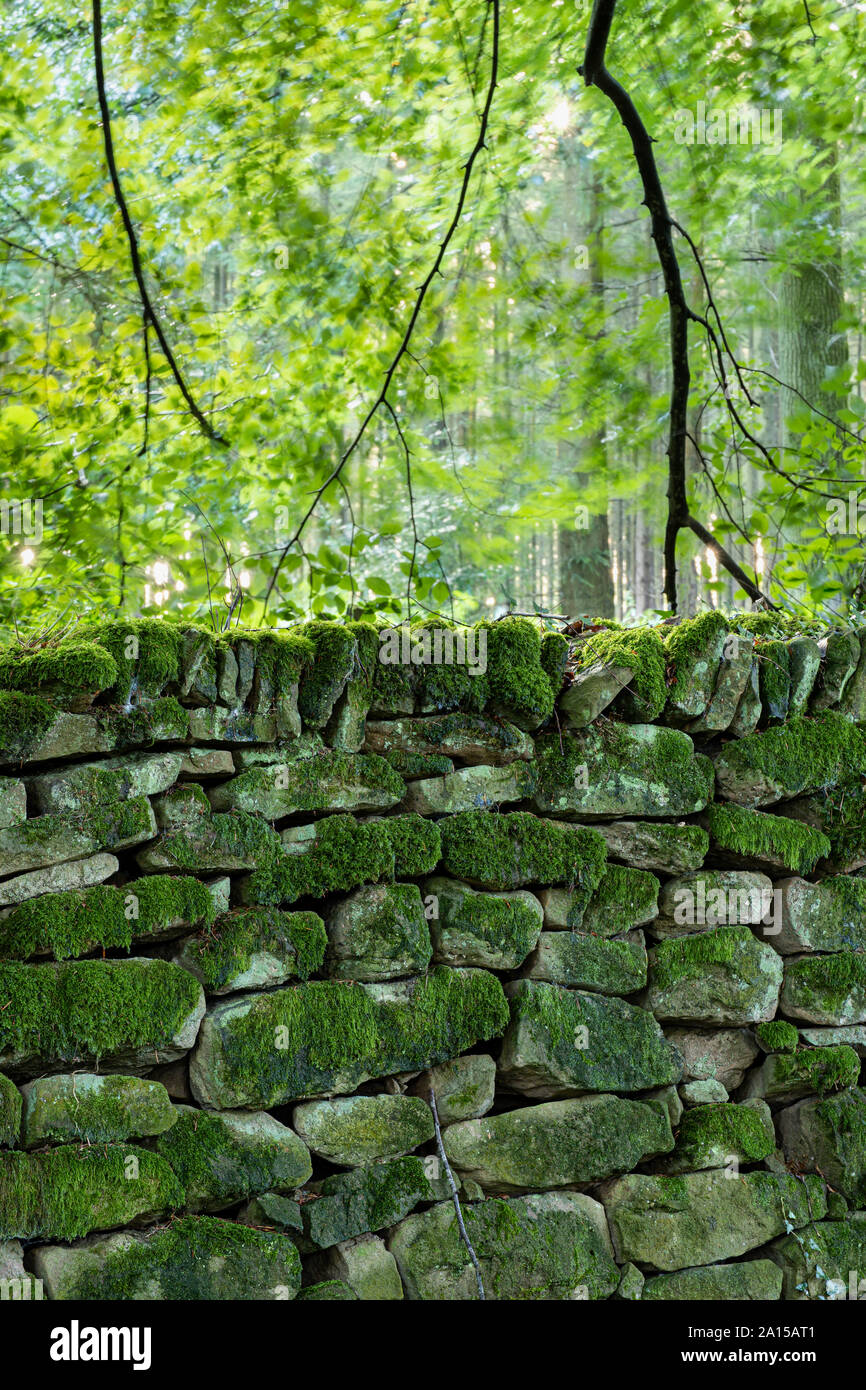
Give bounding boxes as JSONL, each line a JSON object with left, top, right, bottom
{"left": 0, "top": 611, "right": 865, "bottom": 1301}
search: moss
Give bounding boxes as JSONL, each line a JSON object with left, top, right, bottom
{"left": 0, "top": 874, "right": 215, "bottom": 960}
{"left": 305, "top": 1155, "right": 431, "bottom": 1247}
{"left": 664, "top": 611, "right": 728, "bottom": 703}
{"left": 297, "top": 1280, "right": 358, "bottom": 1301}
{"left": 717, "top": 711, "right": 866, "bottom": 797}
{"left": 24, "top": 1074, "right": 176, "bottom": 1146}
{"left": 0, "top": 640, "right": 117, "bottom": 700}
{"left": 228, "top": 627, "right": 314, "bottom": 695}
{"left": 770, "top": 1045, "right": 861, "bottom": 1097}
{"left": 76, "top": 794, "right": 154, "bottom": 848}
{"left": 484, "top": 617, "right": 555, "bottom": 726}
{"left": 384, "top": 748, "right": 454, "bottom": 778}
{"left": 71, "top": 1214, "right": 301, "bottom": 1300}
{"left": 539, "top": 631, "right": 569, "bottom": 693}
{"left": 531, "top": 721, "right": 714, "bottom": 811}
{"left": 222, "top": 748, "right": 404, "bottom": 812}
{"left": 756, "top": 637, "right": 791, "bottom": 723}
{"left": 218, "top": 966, "right": 508, "bottom": 1102}
{"left": 813, "top": 1089, "right": 866, "bottom": 1204}
{"left": 327, "top": 620, "right": 378, "bottom": 734}
{"left": 755, "top": 1019, "right": 799, "bottom": 1053}
{"left": 183, "top": 908, "right": 326, "bottom": 990}
{"left": 575, "top": 625, "right": 667, "bottom": 720}
{"left": 675, "top": 1103, "right": 775, "bottom": 1164}
{"left": 0, "top": 1145, "right": 182, "bottom": 1240}
{"left": 795, "top": 783, "right": 866, "bottom": 868}
{"left": 161, "top": 809, "right": 283, "bottom": 871}
{"left": 0, "top": 958, "right": 202, "bottom": 1063}
{"left": 382, "top": 813, "right": 442, "bottom": 877}
{"left": 155, "top": 1109, "right": 311, "bottom": 1210}
{"left": 439, "top": 809, "right": 606, "bottom": 897}
{"left": 584, "top": 863, "right": 659, "bottom": 931}
{"left": 440, "top": 891, "right": 541, "bottom": 961}
{"left": 248, "top": 814, "right": 394, "bottom": 904}
{"left": 729, "top": 611, "right": 819, "bottom": 639}
{"left": 784, "top": 953, "right": 866, "bottom": 1018}
{"left": 0, "top": 1070, "right": 21, "bottom": 1146}
{"left": 78, "top": 619, "right": 182, "bottom": 703}
{"left": 706, "top": 801, "right": 830, "bottom": 874}
{"left": 296, "top": 621, "right": 358, "bottom": 724}
{"left": 650, "top": 925, "right": 757, "bottom": 994}
{"left": 104, "top": 695, "right": 189, "bottom": 748}
{"left": 0, "top": 689, "right": 56, "bottom": 757}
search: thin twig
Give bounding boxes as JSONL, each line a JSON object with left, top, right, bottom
{"left": 430, "top": 1086, "right": 485, "bottom": 1300}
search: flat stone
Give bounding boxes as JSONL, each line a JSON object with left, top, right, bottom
{"left": 0, "top": 780, "right": 26, "bottom": 829}
{"left": 600, "top": 1169, "right": 827, "bottom": 1271}
{"left": 741, "top": 1044, "right": 860, "bottom": 1103}
{"left": 531, "top": 724, "right": 714, "bottom": 820}
{"left": 498, "top": 979, "right": 682, "bottom": 1098}
{"left": 679, "top": 1078, "right": 729, "bottom": 1106}
{"left": 292, "top": 1094, "right": 434, "bottom": 1167}
{"left": 155, "top": 1105, "right": 312, "bottom": 1211}
{"left": 208, "top": 749, "right": 403, "bottom": 818}
{"left": 364, "top": 715, "right": 534, "bottom": 765}
{"left": 179, "top": 747, "right": 235, "bottom": 778}
{"left": 645, "top": 926, "right": 783, "bottom": 1025}
{"left": 0, "top": 852, "right": 119, "bottom": 908}
{"left": 32, "top": 1215, "right": 301, "bottom": 1300}
{"left": 652, "top": 870, "right": 773, "bottom": 940}
{"left": 594, "top": 820, "right": 709, "bottom": 876}
{"left": 187, "top": 707, "right": 277, "bottom": 743}
{"left": 771, "top": 876, "right": 866, "bottom": 954}
{"left": 425, "top": 876, "right": 542, "bottom": 970}
{"left": 327, "top": 883, "right": 431, "bottom": 980}
{"left": 20, "top": 1074, "right": 177, "bottom": 1148}
{"left": 558, "top": 662, "right": 633, "bottom": 727}
{"left": 402, "top": 763, "right": 528, "bottom": 815}
{"left": 443, "top": 1095, "right": 673, "bottom": 1192}
{"left": 643, "top": 1260, "right": 782, "bottom": 1301}
{"left": 525, "top": 931, "right": 647, "bottom": 995}
{"left": 781, "top": 952, "right": 866, "bottom": 1025}
{"left": 800, "top": 1025, "right": 866, "bottom": 1058}
{"left": 27, "top": 751, "right": 182, "bottom": 815}
{"left": 810, "top": 629, "right": 861, "bottom": 711}
{"left": 0, "top": 1145, "right": 182, "bottom": 1240}
{"left": 778, "top": 1088, "right": 866, "bottom": 1205}
{"left": 389, "top": 1192, "right": 619, "bottom": 1301}
{"left": 299, "top": 1157, "right": 432, "bottom": 1249}
{"left": 663, "top": 1027, "right": 759, "bottom": 1091}
{"left": 408, "top": 1054, "right": 496, "bottom": 1124}
{"left": 714, "top": 711, "right": 866, "bottom": 807}
{"left": 687, "top": 633, "right": 755, "bottom": 734}
{"left": 174, "top": 908, "right": 326, "bottom": 995}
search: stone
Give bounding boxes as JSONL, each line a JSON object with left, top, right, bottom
{"left": 326, "top": 883, "right": 432, "bottom": 980}
{"left": 442, "top": 1095, "right": 674, "bottom": 1192}
{"left": 781, "top": 952, "right": 866, "bottom": 1025}
{"left": 704, "top": 802, "right": 830, "bottom": 876}
{"left": 0, "top": 1145, "right": 182, "bottom": 1240}
{"left": 208, "top": 749, "right": 404, "bottom": 818}
{"left": 800, "top": 1025, "right": 866, "bottom": 1058}
{"left": 0, "top": 851, "right": 119, "bottom": 908}
{"left": 771, "top": 876, "right": 866, "bottom": 954}
{"left": 297, "top": 1280, "right": 358, "bottom": 1301}
{"left": 137, "top": 810, "right": 283, "bottom": 874}
{"left": 757, "top": 638, "right": 791, "bottom": 724}
{"left": 600, "top": 1169, "right": 827, "bottom": 1271}
{"left": 778, "top": 1088, "right": 866, "bottom": 1205}
{"left": 307, "top": 1234, "right": 403, "bottom": 1300}
{"left": 0, "top": 798, "right": 155, "bottom": 879}
{"left": 525, "top": 931, "right": 647, "bottom": 995}
{"left": 579, "top": 864, "right": 660, "bottom": 936}
{"left": 769, "top": 1214, "right": 866, "bottom": 1299}
{"left": 644, "top": 926, "right": 783, "bottom": 1025}
{"left": 643, "top": 1260, "right": 782, "bottom": 1301}
{"left": 729, "top": 659, "right": 762, "bottom": 737}
{"left": 652, "top": 870, "right": 773, "bottom": 940}
{"left": 292, "top": 1094, "right": 434, "bottom": 1167}
{"left": 665, "top": 1027, "right": 759, "bottom": 1090}
{"left": 299, "top": 1157, "right": 432, "bottom": 1249}
{"left": 679, "top": 1078, "right": 729, "bottom": 1106}
{"left": 0, "top": 957, "right": 205, "bottom": 1077}
{"left": 20, "top": 1074, "right": 177, "bottom": 1148}
{"left": 174, "top": 908, "right": 326, "bottom": 995}
{"left": 661, "top": 1099, "right": 775, "bottom": 1173}
{"left": 593, "top": 820, "right": 709, "bottom": 876}
{"left": 0, "top": 1071, "right": 21, "bottom": 1146}
{"left": 743, "top": 1044, "right": 861, "bottom": 1103}
{"left": 408, "top": 1055, "right": 496, "bottom": 1124}
{"left": 615, "top": 1263, "right": 645, "bottom": 1301}
{"left": 0, "top": 779, "right": 26, "bottom": 829}
{"left": 787, "top": 636, "right": 822, "bottom": 715}
{"left": 236, "top": 1191, "right": 303, "bottom": 1235}
{"left": 26, "top": 751, "right": 182, "bottom": 815}
{"left": 686, "top": 632, "right": 755, "bottom": 734}
{"left": 188, "top": 707, "right": 276, "bottom": 743}
{"left": 713, "top": 711, "right": 866, "bottom": 807}
{"left": 439, "top": 811, "right": 607, "bottom": 897}
{"left": 498, "top": 980, "right": 682, "bottom": 1098}
{"left": 0, "top": 1238, "right": 28, "bottom": 1287}
{"left": 402, "top": 762, "right": 528, "bottom": 815}
{"left": 364, "top": 714, "right": 534, "bottom": 765}
{"left": 152, "top": 782, "right": 211, "bottom": 830}
{"left": 389, "top": 1192, "right": 619, "bottom": 1301}
{"left": 155, "top": 1106, "right": 312, "bottom": 1211}
{"left": 810, "top": 629, "right": 861, "bottom": 711}
{"left": 841, "top": 635, "right": 866, "bottom": 719}
{"left": 179, "top": 747, "right": 235, "bottom": 778}
{"left": 558, "top": 662, "right": 633, "bottom": 727}
{"left": 32, "top": 1215, "right": 302, "bottom": 1300}
{"left": 664, "top": 613, "right": 728, "bottom": 721}
{"left": 425, "top": 876, "right": 541, "bottom": 970}
{"left": 531, "top": 724, "right": 714, "bottom": 820}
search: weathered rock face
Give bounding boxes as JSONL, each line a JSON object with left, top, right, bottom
{"left": 4, "top": 609, "right": 866, "bottom": 1301}
{"left": 389, "top": 1193, "right": 620, "bottom": 1300}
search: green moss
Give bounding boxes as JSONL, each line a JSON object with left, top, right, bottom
{"left": 0, "top": 641, "right": 117, "bottom": 700}
{"left": 651, "top": 925, "right": 757, "bottom": 994}
{"left": 484, "top": 617, "right": 555, "bottom": 726}
{"left": 675, "top": 1103, "right": 775, "bottom": 1164}
{"left": 756, "top": 637, "right": 791, "bottom": 723}
{"left": 584, "top": 863, "right": 659, "bottom": 931}
{"left": 0, "top": 958, "right": 202, "bottom": 1063}
{"left": 794, "top": 783, "right": 866, "bottom": 868}
{"left": 297, "top": 1280, "right": 358, "bottom": 1301}
{"left": 0, "top": 1070, "right": 21, "bottom": 1146}
{"left": 531, "top": 721, "right": 714, "bottom": 812}
{"left": 228, "top": 627, "right": 314, "bottom": 695}
{"left": 664, "top": 611, "right": 728, "bottom": 703}
{"left": 78, "top": 619, "right": 182, "bottom": 703}
{"left": 161, "top": 809, "right": 283, "bottom": 871}
{"left": 575, "top": 625, "right": 667, "bottom": 720}
{"left": 706, "top": 801, "right": 830, "bottom": 874}
{"left": 384, "top": 748, "right": 454, "bottom": 778}
{"left": 104, "top": 695, "right": 189, "bottom": 748}
{"left": 305, "top": 1155, "right": 431, "bottom": 1247}
{"left": 382, "top": 813, "right": 442, "bottom": 877}
{"left": 0, "top": 689, "right": 56, "bottom": 757}
{"left": 770, "top": 1045, "right": 861, "bottom": 1096}
{"left": 296, "top": 621, "right": 358, "bottom": 724}
{"left": 0, "top": 874, "right": 215, "bottom": 960}
{"left": 218, "top": 966, "right": 508, "bottom": 1102}
{"left": 23, "top": 1074, "right": 176, "bottom": 1146}
{"left": 0, "top": 1145, "right": 182, "bottom": 1240}
{"left": 784, "top": 953, "right": 866, "bottom": 1018}
{"left": 155, "top": 1108, "right": 311, "bottom": 1210}
{"left": 184, "top": 908, "right": 326, "bottom": 990}
{"left": 755, "top": 1020, "right": 799, "bottom": 1053}
{"left": 439, "top": 809, "right": 606, "bottom": 897}
{"left": 539, "top": 631, "right": 569, "bottom": 693}
{"left": 222, "top": 748, "right": 404, "bottom": 812}
{"left": 71, "top": 1214, "right": 301, "bottom": 1300}
{"left": 442, "top": 890, "right": 541, "bottom": 960}
{"left": 717, "top": 712, "right": 866, "bottom": 797}
{"left": 76, "top": 794, "right": 154, "bottom": 847}
{"left": 729, "top": 611, "right": 818, "bottom": 638}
